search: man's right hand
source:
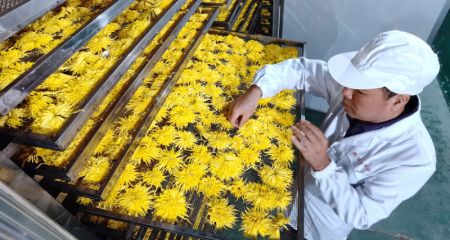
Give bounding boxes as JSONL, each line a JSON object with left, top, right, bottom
{"left": 228, "top": 85, "right": 262, "bottom": 128}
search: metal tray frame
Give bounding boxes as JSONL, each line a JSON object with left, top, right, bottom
{"left": 70, "top": 30, "right": 306, "bottom": 240}
{"left": 24, "top": 0, "right": 199, "bottom": 181}
{"left": 0, "top": 0, "right": 65, "bottom": 42}
{"left": 78, "top": 206, "right": 228, "bottom": 240}
{"left": 0, "top": 0, "right": 187, "bottom": 150}
{"left": 208, "top": 28, "right": 304, "bottom": 53}
{"left": 245, "top": 0, "right": 262, "bottom": 33}
{"left": 209, "top": 29, "right": 305, "bottom": 238}
{"left": 0, "top": 0, "right": 135, "bottom": 115}
{"left": 232, "top": 0, "right": 258, "bottom": 33}
{"left": 211, "top": 0, "right": 243, "bottom": 30}
{"left": 40, "top": 6, "right": 220, "bottom": 200}
{"left": 255, "top": 7, "right": 272, "bottom": 36}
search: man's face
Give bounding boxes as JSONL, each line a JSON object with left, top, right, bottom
{"left": 342, "top": 87, "right": 392, "bottom": 123}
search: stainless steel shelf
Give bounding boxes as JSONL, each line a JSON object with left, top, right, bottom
{"left": 28, "top": 0, "right": 195, "bottom": 181}
{"left": 36, "top": 4, "right": 220, "bottom": 201}
{"left": 0, "top": 0, "right": 189, "bottom": 151}
{"left": 76, "top": 29, "right": 305, "bottom": 240}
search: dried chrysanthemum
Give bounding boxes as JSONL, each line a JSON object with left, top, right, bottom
{"left": 242, "top": 183, "right": 288, "bottom": 211}
{"left": 32, "top": 103, "right": 73, "bottom": 134}
{"left": 199, "top": 176, "right": 226, "bottom": 198}
{"left": 93, "top": 130, "right": 115, "bottom": 155}
{"left": 207, "top": 198, "right": 236, "bottom": 229}
{"left": 272, "top": 113, "right": 295, "bottom": 127}
{"left": 153, "top": 125, "right": 177, "bottom": 146}
{"left": 174, "top": 163, "right": 207, "bottom": 191}
{"left": 25, "top": 147, "right": 55, "bottom": 163}
{"left": 174, "top": 130, "right": 197, "bottom": 149}
{"left": 78, "top": 156, "right": 110, "bottom": 184}
{"left": 205, "top": 132, "right": 232, "bottom": 150}
{"left": 273, "top": 91, "right": 296, "bottom": 111}
{"left": 27, "top": 93, "right": 54, "bottom": 117}
{"left": 272, "top": 189, "right": 292, "bottom": 210}
{"left": 266, "top": 144, "right": 295, "bottom": 166}
{"left": 238, "top": 148, "right": 260, "bottom": 167}
{"left": 153, "top": 188, "right": 189, "bottom": 223}
{"left": 210, "top": 153, "right": 243, "bottom": 181}
{"left": 116, "top": 163, "right": 138, "bottom": 186}
{"left": 77, "top": 196, "right": 93, "bottom": 206}
{"left": 169, "top": 105, "right": 196, "bottom": 128}
{"left": 189, "top": 145, "right": 213, "bottom": 165}
{"left": 131, "top": 138, "right": 160, "bottom": 165}
{"left": 265, "top": 214, "right": 291, "bottom": 240}
{"left": 116, "top": 114, "right": 140, "bottom": 135}
{"left": 117, "top": 183, "right": 153, "bottom": 216}
{"left": 1, "top": 108, "right": 28, "bottom": 129}
{"left": 228, "top": 179, "right": 246, "bottom": 199}
{"left": 259, "top": 165, "right": 293, "bottom": 190}
{"left": 156, "top": 149, "right": 184, "bottom": 173}
{"left": 87, "top": 36, "right": 112, "bottom": 53}
{"left": 140, "top": 168, "right": 166, "bottom": 188}
{"left": 241, "top": 208, "right": 272, "bottom": 238}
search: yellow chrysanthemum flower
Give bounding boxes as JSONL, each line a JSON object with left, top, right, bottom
{"left": 207, "top": 198, "right": 236, "bottom": 229}
{"left": 117, "top": 183, "right": 153, "bottom": 217}
{"left": 156, "top": 149, "right": 184, "bottom": 173}
{"left": 189, "top": 145, "right": 213, "bottom": 165}
{"left": 267, "top": 144, "right": 295, "bottom": 166}
{"left": 78, "top": 156, "right": 110, "bottom": 184}
{"left": 259, "top": 165, "right": 293, "bottom": 190}
{"left": 241, "top": 208, "right": 272, "bottom": 238}
{"left": 116, "top": 163, "right": 138, "bottom": 186}
{"left": 153, "top": 188, "right": 189, "bottom": 223}
{"left": 140, "top": 168, "right": 166, "bottom": 189}
{"left": 174, "top": 163, "right": 207, "bottom": 191}
{"left": 210, "top": 153, "right": 243, "bottom": 181}
{"left": 199, "top": 176, "right": 226, "bottom": 198}
{"left": 174, "top": 130, "right": 197, "bottom": 149}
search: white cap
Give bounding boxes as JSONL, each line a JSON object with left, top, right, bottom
{"left": 328, "top": 30, "right": 440, "bottom": 95}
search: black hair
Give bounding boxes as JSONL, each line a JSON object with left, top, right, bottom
{"left": 383, "top": 87, "right": 397, "bottom": 99}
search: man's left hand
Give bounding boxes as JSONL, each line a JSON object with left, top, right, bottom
{"left": 291, "top": 120, "right": 331, "bottom": 171}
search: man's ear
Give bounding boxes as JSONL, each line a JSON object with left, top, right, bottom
{"left": 391, "top": 94, "right": 410, "bottom": 108}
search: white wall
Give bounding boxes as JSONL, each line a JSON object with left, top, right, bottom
{"left": 283, "top": 0, "right": 448, "bottom": 60}
{"left": 283, "top": 0, "right": 449, "bottom": 112}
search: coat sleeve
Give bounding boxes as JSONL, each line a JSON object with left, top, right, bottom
{"left": 252, "top": 57, "right": 342, "bottom": 104}
{"left": 311, "top": 159, "right": 435, "bottom": 229}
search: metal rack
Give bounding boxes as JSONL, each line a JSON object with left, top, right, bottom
{"left": 0, "top": 0, "right": 134, "bottom": 115}
{"left": 212, "top": 0, "right": 243, "bottom": 30}
{"left": 271, "top": 0, "right": 283, "bottom": 37}
{"left": 1, "top": 1, "right": 304, "bottom": 239}
{"left": 0, "top": 0, "right": 188, "bottom": 151}
{"left": 244, "top": 0, "right": 262, "bottom": 33}
{"left": 71, "top": 30, "right": 305, "bottom": 240}
{"left": 253, "top": 0, "right": 272, "bottom": 36}
{"left": 0, "top": 0, "right": 65, "bottom": 42}
{"left": 14, "top": 0, "right": 200, "bottom": 182}
{"left": 34, "top": 5, "right": 220, "bottom": 201}
{"left": 229, "top": 0, "right": 261, "bottom": 33}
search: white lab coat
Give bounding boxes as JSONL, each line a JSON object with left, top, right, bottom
{"left": 252, "top": 58, "right": 436, "bottom": 240}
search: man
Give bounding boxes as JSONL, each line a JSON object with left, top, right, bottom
{"left": 228, "top": 30, "right": 440, "bottom": 240}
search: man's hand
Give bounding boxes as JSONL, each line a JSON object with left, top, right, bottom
{"left": 291, "top": 120, "right": 330, "bottom": 171}
{"left": 228, "top": 85, "right": 262, "bottom": 128}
